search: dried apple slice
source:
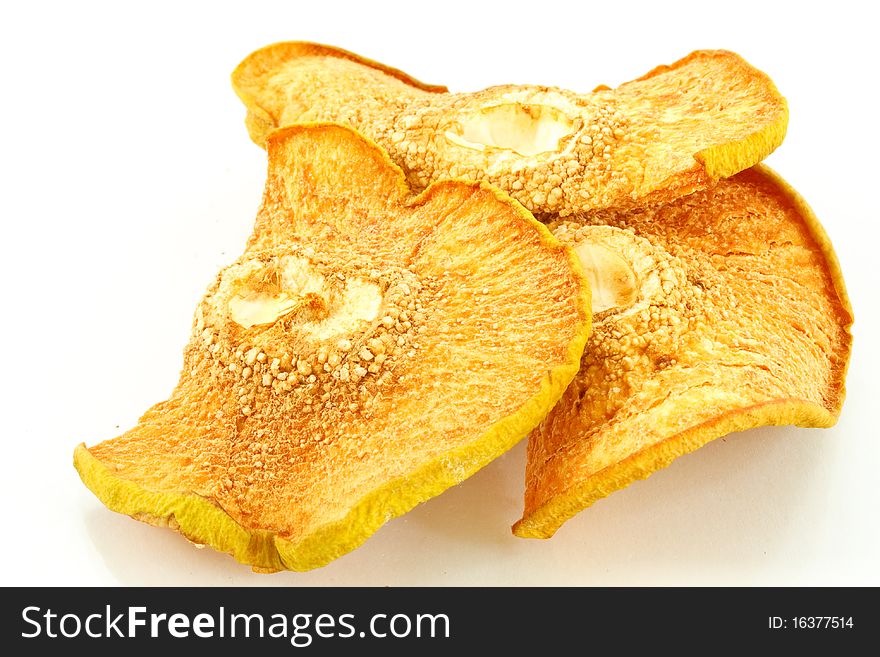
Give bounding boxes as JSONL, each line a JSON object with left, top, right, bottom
{"left": 232, "top": 42, "right": 787, "bottom": 216}
{"left": 514, "top": 165, "right": 852, "bottom": 538}
{"left": 74, "top": 124, "right": 591, "bottom": 571}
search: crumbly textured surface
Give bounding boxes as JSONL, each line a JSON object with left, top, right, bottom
{"left": 514, "top": 165, "right": 852, "bottom": 538}
{"left": 74, "top": 124, "right": 591, "bottom": 571}
{"left": 233, "top": 42, "right": 787, "bottom": 216}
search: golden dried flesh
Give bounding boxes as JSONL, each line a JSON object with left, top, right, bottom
{"left": 74, "top": 124, "right": 591, "bottom": 571}
{"left": 514, "top": 165, "right": 852, "bottom": 538}
{"left": 233, "top": 42, "right": 787, "bottom": 216}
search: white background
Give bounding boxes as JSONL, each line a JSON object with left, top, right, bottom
{"left": 1, "top": 0, "right": 877, "bottom": 586}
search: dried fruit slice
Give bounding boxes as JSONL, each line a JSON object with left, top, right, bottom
{"left": 514, "top": 165, "right": 852, "bottom": 538}
{"left": 232, "top": 42, "right": 787, "bottom": 216}
{"left": 74, "top": 124, "right": 591, "bottom": 571}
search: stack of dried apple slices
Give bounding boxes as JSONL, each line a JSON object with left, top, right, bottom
{"left": 75, "top": 43, "right": 852, "bottom": 571}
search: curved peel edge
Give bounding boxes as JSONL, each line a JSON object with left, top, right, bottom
{"left": 512, "top": 399, "right": 834, "bottom": 539}
{"left": 755, "top": 163, "right": 853, "bottom": 320}
{"left": 232, "top": 41, "right": 448, "bottom": 147}
{"left": 695, "top": 102, "right": 789, "bottom": 181}
{"left": 513, "top": 162, "right": 853, "bottom": 540}
{"left": 74, "top": 444, "right": 285, "bottom": 570}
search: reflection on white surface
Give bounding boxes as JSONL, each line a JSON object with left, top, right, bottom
{"left": 82, "top": 425, "right": 831, "bottom": 586}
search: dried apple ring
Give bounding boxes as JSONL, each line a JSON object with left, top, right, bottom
{"left": 514, "top": 165, "right": 852, "bottom": 538}
{"left": 233, "top": 42, "right": 787, "bottom": 216}
{"left": 74, "top": 124, "right": 590, "bottom": 571}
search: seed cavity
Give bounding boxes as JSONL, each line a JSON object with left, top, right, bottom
{"left": 445, "top": 103, "right": 575, "bottom": 157}
{"left": 574, "top": 242, "right": 638, "bottom": 314}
